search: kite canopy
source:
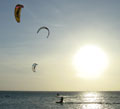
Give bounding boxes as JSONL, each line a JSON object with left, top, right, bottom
{"left": 37, "top": 26, "right": 50, "bottom": 38}
{"left": 32, "top": 63, "right": 38, "bottom": 72}
{"left": 14, "top": 4, "right": 24, "bottom": 23}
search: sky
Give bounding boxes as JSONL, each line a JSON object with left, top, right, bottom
{"left": 0, "top": 0, "right": 120, "bottom": 91}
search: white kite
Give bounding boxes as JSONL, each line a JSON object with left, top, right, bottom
{"left": 32, "top": 63, "right": 38, "bottom": 72}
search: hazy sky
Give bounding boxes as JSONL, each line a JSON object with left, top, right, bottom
{"left": 0, "top": 0, "right": 120, "bottom": 91}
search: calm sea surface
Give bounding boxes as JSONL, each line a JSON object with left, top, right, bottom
{"left": 0, "top": 91, "right": 120, "bottom": 109}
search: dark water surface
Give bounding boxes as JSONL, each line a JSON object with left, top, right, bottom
{"left": 0, "top": 91, "right": 120, "bottom": 109}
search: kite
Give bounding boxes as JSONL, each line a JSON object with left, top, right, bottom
{"left": 37, "top": 26, "right": 50, "bottom": 38}
{"left": 14, "top": 4, "right": 24, "bottom": 23}
{"left": 32, "top": 63, "right": 38, "bottom": 72}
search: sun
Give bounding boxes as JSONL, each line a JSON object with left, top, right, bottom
{"left": 73, "top": 45, "right": 109, "bottom": 78}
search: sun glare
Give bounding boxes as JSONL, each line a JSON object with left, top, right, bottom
{"left": 73, "top": 45, "right": 109, "bottom": 78}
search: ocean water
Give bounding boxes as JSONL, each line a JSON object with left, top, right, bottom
{"left": 0, "top": 91, "right": 120, "bottom": 109}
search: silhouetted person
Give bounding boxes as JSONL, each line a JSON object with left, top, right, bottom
{"left": 59, "top": 97, "right": 64, "bottom": 103}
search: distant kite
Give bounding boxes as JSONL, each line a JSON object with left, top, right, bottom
{"left": 32, "top": 63, "right": 38, "bottom": 72}
{"left": 37, "top": 26, "right": 50, "bottom": 38}
{"left": 14, "top": 4, "right": 24, "bottom": 23}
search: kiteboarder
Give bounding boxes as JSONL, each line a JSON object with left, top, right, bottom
{"left": 60, "top": 97, "right": 64, "bottom": 103}
{"left": 56, "top": 97, "right": 64, "bottom": 104}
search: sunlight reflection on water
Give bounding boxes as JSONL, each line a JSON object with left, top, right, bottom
{"left": 80, "top": 92, "right": 102, "bottom": 109}
{"left": 82, "top": 92, "right": 101, "bottom": 102}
